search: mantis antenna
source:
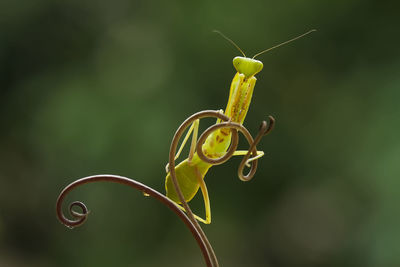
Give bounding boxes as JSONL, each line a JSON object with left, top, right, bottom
{"left": 213, "top": 30, "right": 246, "bottom": 57}
{"left": 252, "top": 29, "right": 316, "bottom": 59}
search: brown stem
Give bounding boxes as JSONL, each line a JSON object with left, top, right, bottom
{"left": 56, "top": 110, "right": 275, "bottom": 267}
{"left": 55, "top": 174, "right": 213, "bottom": 267}
{"left": 168, "top": 110, "right": 274, "bottom": 267}
{"left": 168, "top": 110, "right": 229, "bottom": 267}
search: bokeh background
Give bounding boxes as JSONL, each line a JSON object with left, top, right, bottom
{"left": 1, "top": 0, "right": 399, "bottom": 266}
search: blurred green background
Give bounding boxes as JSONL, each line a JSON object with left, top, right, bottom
{"left": 1, "top": 0, "right": 399, "bottom": 266}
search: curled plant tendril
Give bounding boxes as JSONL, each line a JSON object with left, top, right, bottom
{"left": 195, "top": 113, "right": 275, "bottom": 181}
{"left": 237, "top": 115, "right": 275, "bottom": 181}
{"left": 56, "top": 175, "right": 213, "bottom": 266}
{"left": 67, "top": 201, "right": 88, "bottom": 228}
{"left": 56, "top": 110, "right": 275, "bottom": 267}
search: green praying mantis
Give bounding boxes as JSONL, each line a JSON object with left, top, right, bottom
{"left": 165, "top": 29, "right": 316, "bottom": 224}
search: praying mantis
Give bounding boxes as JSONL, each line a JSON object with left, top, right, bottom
{"left": 165, "top": 30, "right": 316, "bottom": 224}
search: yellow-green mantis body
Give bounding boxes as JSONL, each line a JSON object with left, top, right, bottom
{"left": 165, "top": 30, "right": 315, "bottom": 224}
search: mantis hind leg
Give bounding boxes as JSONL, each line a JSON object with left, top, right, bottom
{"left": 195, "top": 167, "right": 211, "bottom": 224}
{"left": 188, "top": 119, "right": 199, "bottom": 163}
{"left": 174, "top": 167, "right": 211, "bottom": 224}
{"left": 165, "top": 119, "right": 200, "bottom": 173}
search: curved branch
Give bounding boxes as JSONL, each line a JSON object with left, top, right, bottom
{"left": 56, "top": 174, "right": 213, "bottom": 267}
{"left": 56, "top": 110, "right": 275, "bottom": 267}
{"left": 168, "top": 110, "right": 230, "bottom": 267}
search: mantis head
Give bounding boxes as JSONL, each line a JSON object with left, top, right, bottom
{"left": 233, "top": 56, "right": 263, "bottom": 78}
{"left": 214, "top": 29, "right": 316, "bottom": 78}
